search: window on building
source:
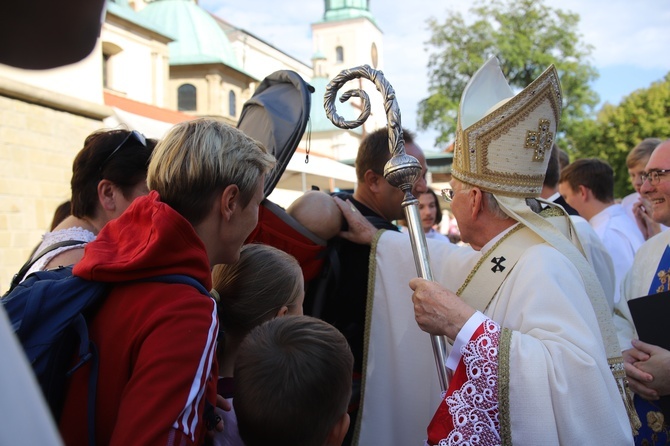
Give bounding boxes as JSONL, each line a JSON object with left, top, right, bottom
{"left": 101, "top": 41, "right": 123, "bottom": 90}
{"left": 102, "top": 53, "right": 111, "bottom": 88}
{"left": 336, "top": 46, "right": 344, "bottom": 63}
{"left": 178, "top": 84, "right": 197, "bottom": 111}
{"left": 229, "top": 90, "right": 236, "bottom": 117}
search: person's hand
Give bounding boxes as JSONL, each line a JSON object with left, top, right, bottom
{"left": 333, "top": 196, "right": 378, "bottom": 245}
{"left": 409, "top": 278, "right": 475, "bottom": 340}
{"left": 631, "top": 339, "right": 670, "bottom": 398}
{"left": 204, "top": 394, "right": 231, "bottom": 444}
{"left": 633, "top": 198, "right": 661, "bottom": 240}
{"left": 623, "top": 345, "right": 656, "bottom": 400}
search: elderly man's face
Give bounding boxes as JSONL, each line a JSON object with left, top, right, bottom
{"left": 447, "top": 179, "right": 472, "bottom": 243}
{"left": 640, "top": 141, "right": 670, "bottom": 226}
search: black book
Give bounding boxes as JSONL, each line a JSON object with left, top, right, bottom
{"left": 628, "top": 290, "right": 670, "bottom": 421}
{"left": 628, "top": 290, "right": 670, "bottom": 351}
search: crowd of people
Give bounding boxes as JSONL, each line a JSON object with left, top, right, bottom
{"left": 3, "top": 55, "right": 670, "bottom": 446}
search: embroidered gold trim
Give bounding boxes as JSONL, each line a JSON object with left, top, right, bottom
{"left": 609, "top": 356, "right": 642, "bottom": 433}
{"left": 452, "top": 65, "right": 562, "bottom": 197}
{"left": 352, "top": 228, "right": 386, "bottom": 444}
{"left": 499, "top": 327, "right": 513, "bottom": 446}
{"left": 539, "top": 206, "right": 565, "bottom": 218}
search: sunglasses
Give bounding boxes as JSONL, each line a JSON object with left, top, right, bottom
{"left": 99, "top": 130, "right": 147, "bottom": 172}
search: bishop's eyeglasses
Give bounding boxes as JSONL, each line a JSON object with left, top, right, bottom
{"left": 441, "top": 187, "right": 455, "bottom": 202}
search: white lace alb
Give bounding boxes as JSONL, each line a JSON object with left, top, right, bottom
{"left": 440, "top": 319, "right": 501, "bottom": 446}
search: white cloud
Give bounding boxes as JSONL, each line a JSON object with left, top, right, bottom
{"left": 557, "top": 0, "right": 670, "bottom": 70}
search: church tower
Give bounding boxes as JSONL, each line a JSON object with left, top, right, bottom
{"left": 312, "top": 0, "right": 386, "bottom": 135}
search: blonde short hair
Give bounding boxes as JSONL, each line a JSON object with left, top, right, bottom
{"left": 626, "top": 138, "right": 661, "bottom": 169}
{"left": 148, "top": 117, "right": 275, "bottom": 225}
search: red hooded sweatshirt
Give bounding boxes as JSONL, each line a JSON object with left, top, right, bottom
{"left": 60, "top": 191, "right": 218, "bottom": 446}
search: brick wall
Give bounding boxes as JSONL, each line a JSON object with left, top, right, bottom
{"left": 0, "top": 95, "right": 104, "bottom": 292}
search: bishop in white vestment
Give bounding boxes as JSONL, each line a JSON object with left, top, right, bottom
{"left": 349, "top": 58, "right": 634, "bottom": 445}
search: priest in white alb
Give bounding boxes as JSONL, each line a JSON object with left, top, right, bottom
{"left": 614, "top": 139, "right": 670, "bottom": 443}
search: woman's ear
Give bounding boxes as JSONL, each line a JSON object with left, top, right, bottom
{"left": 276, "top": 305, "right": 289, "bottom": 318}
{"left": 97, "top": 179, "right": 117, "bottom": 212}
{"left": 220, "top": 184, "right": 240, "bottom": 220}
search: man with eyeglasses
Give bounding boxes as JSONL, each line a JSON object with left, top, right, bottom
{"left": 303, "top": 126, "right": 428, "bottom": 446}
{"left": 615, "top": 139, "right": 670, "bottom": 442}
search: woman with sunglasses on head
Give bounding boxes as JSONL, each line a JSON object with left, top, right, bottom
{"left": 21, "top": 128, "right": 156, "bottom": 280}
{"left": 418, "top": 188, "right": 451, "bottom": 243}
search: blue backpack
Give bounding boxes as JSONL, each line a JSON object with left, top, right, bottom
{"left": 1, "top": 265, "right": 211, "bottom": 445}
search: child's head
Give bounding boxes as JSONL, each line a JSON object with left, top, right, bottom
{"left": 235, "top": 315, "right": 353, "bottom": 446}
{"left": 212, "top": 243, "right": 304, "bottom": 342}
{"left": 287, "top": 190, "right": 343, "bottom": 241}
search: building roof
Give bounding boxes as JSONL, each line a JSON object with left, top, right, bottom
{"left": 103, "top": 91, "right": 197, "bottom": 138}
{"left": 106, "top": 0, "right": 174, "bottom": 40}
{"left": 323, "top": 0, "right": 376, "bottom": 24}
{"left": 104, "top": 92, "right": 195, "bottom": 124}
{"left": 138, "top": 0, "right": 241, "bottom": 68}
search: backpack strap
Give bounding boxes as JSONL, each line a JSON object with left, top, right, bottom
{"left": 143, "top": 274, "right": 211, "bottom": 297}
{"left": 8, "top": 240, "right": 87, "bottom": 293}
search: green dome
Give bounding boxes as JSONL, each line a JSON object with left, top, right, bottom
{"left": 311, "top": 49, "right": 327, "bottom": 61}
{"left": 139, "top": 0, "right": 240, "bottom": 68}
{"left": 323, "top": 0, "right": 374, "bottom": 22}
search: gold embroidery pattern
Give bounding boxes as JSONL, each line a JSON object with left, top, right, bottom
{"left": 353, "top": 228, "right": 386, "bottom": 445}
{"left": 638, "top": 408, "right": 670, "bottom": 445}
{"left": 647, "top": 410, "right": 665, "bottom": 433}
{"left": 657, "top": 268, "right": 670, "bottom": 293}
{"left": 524, "top": 119, "right": 552, "bottom": 161}
{"left": 499, "top": 327, "right": 512, "bottom": 446}
{"left": 452, "top": 66, "right": 562, "bottom": 198}
{"left": 539, "top": 206, "right": 564, "bottom": 218}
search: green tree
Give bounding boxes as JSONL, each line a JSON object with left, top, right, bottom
{"left": 569, "top": 74, "right": 670, "bottom": 198}
{"left": 418, "top": 0, "right": 598, "bottom": 147}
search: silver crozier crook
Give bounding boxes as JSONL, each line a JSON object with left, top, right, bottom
{"left": 324, "top": 65, "right": 450, "bottom": 391}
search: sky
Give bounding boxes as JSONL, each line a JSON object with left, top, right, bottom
{"left": 200, "top": 0, "right": 670, "bottom": 151}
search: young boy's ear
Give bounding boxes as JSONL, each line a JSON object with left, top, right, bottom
{"left": 325, "top": 412, "right": 350, "bottom": 446}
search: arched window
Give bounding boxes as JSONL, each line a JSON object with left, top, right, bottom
{"left": 229, "top": 90, "right": 236, "bottom": 117}
{"left": 178, "top": 84, "right": 196, "bottom": 111}
{"left": 101, "top": 41, "right": 123, "bottom": 90}
{"left": 336, "top": 46, "right": 344, "bottom": 63}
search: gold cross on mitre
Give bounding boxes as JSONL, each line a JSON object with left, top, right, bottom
{"left": 524, "top": 119, "right": 553, "bottom": 162}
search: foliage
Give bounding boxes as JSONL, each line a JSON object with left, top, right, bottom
{"left": 569, "top": 74, "right": 670, "bottom": 198}
{"left": 417, "top": 0, "right": 599, "bottom": 147}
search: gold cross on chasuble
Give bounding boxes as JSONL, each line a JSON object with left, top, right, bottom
{"left": 524, "top": 119, "right": 553, "bottom": 161}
